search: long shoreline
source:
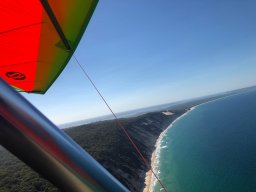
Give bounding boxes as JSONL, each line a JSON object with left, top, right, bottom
{"left": 143, "top": 94, "right": 236, "bottom": 192}
{"left": 143, "top": 107, "right": 196, "bottom": 192}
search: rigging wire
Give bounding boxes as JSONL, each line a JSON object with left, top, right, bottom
{"left": 73, "top": 55, "right": 168, "bottom": 192}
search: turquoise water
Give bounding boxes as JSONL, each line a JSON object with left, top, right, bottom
{"left": 154, "top": 89, "right": 256, "bottom": 192}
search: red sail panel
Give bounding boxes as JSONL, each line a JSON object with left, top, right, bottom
{"left": 0, "top": 1, "right": 43, "bottom": 92}
{"left": 0, "top": 0, "right": 97, "bottom": 93}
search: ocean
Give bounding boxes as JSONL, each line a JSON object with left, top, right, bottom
{"left": 153, "top": 88, "right": 256, "bottom": 192}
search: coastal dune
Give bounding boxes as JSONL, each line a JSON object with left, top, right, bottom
{"left": 0, "top": 110, "right": 185, "bottom": 192}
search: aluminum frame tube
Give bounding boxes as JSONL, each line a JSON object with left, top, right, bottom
{"left": 0, "top": 78, "right": 128, "bottom": 192}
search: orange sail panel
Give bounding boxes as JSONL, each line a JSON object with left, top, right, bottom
{"left": 0, "top": 0, "right": 97, "bottom": 93}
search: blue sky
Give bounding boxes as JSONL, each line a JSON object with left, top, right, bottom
{"left": 23, "top": 0, "right": 256, "bottom": 124}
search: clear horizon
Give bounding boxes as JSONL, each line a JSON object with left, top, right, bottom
{"left": 22, "top": 1, "right": 256, "bottom": 125}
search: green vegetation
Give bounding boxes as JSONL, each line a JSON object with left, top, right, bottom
{"left": 0, "top": 110, "right": 185, "bottom": 192}
{"left": 0, "top": 146, "right": 59, "bottom": 192}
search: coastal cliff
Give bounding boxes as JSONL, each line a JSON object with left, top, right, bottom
{"left": 0, "top": 110, "right": 185, "bottom": 192}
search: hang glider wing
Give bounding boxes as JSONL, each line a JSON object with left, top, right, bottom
{"left": 0, "top": 0, "right": 97, "bottom": 93}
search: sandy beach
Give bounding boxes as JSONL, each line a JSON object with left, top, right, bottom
{"left": 143, "top": 121, "right": 171, "bottom": 192}
{"left": 143, "top": 150, "right": 156, "bottom": 192}
{"left": 143, "top": 108, "right": 196, "bottom": 192}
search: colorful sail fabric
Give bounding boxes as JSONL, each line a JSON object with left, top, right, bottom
{"left": 0, "top": 0, "right": 97, "bottom": 93}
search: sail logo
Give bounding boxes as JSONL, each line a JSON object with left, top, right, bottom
{"left": 6, "top": 72, "right": 26, "bottom": 80}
